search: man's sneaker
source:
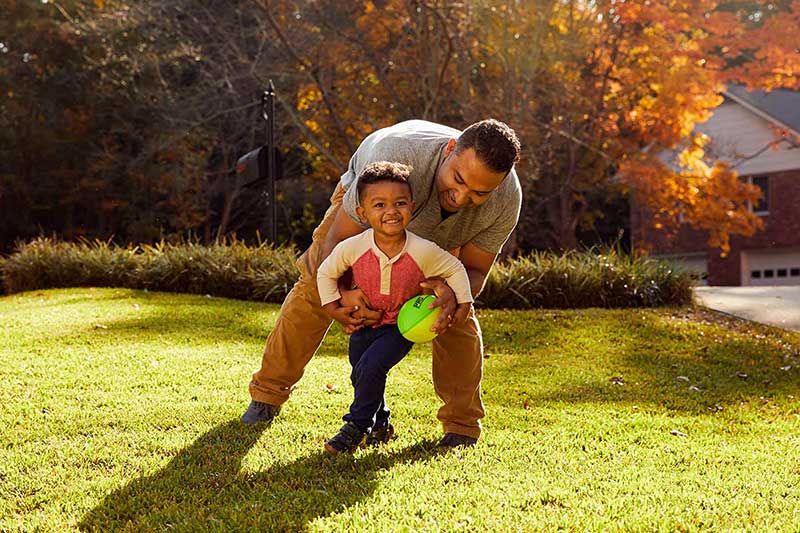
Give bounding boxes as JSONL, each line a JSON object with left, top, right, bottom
{"left": 324, "top": 422, "right": 366, "bottom": 455}
{"left": 241, "top": 401, "right": 280, "bottom": 424}
{"left": 437, "top": 432, "right": 478, "bottom": 448}
{"left": 365, "top": 423, "right": 394, "bottom": 447}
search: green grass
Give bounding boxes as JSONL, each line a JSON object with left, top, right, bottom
{"left": 1, "top": 288, "right": 799, "bottom": 531}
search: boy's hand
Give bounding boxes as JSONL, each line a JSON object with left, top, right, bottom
{"left": 322, "top": 301, "right": 365, "bottom": 334}
{"left": 340, "top": 287, "right": 383, "bottom": 327}
{"left": 419, "top": 278, "right": 470, "bottom": 333}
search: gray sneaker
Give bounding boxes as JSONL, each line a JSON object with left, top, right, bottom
{"left": 324, "top": 422, "right": 367, "bottom": 455}
{"left": 437, "top": 432, "right": 477, "bottom": 448}
{"left": 241, "top": 400, "right": 281, "bottom": 424}
{"left": 365, "top": 423, "right": 395, "bottom": 446}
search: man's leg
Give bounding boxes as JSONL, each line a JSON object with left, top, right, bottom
{"left": 431, "top": 306, "right": 485, "bottom": 441}
{"left": 247, "top": 278, "right": 333, "bottom": 406}
{"left": 246, "top": 184, "right": 345, "bottom": 410}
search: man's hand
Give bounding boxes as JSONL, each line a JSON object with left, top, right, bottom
{"left": 339, "top": 287, "right": 383, "bottom": 331}
{"left": 419, "top": 278, "right": 470, "bottom": 334}
{"left": 322, "top": 301, "right": 366, "bottom": 334}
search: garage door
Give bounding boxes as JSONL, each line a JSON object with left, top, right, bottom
{"left": 742, "top": 248, "right": 800, "bottom": 286}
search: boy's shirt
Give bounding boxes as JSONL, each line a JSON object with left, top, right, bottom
{"left": 317, "top": 229, "right": 473, "bottom": 327}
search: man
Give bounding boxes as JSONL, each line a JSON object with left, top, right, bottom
{"left": 242, "top": 119, "right": 522, "bottom": 448}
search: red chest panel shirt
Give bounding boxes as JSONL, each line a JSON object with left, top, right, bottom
{"left": 317, "top": 230, "right": 472, "bottom": 327}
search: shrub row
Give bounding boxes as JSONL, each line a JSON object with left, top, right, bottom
{"left": 0, "top": 238, "right": 299, "bottom": 304}
{"left": 479, "top": 247, "right": 694, "bottom": 309}
{"left": 0, "top": 238, "right": 694, "bottom": 308}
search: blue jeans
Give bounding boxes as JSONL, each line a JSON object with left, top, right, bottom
{"left": 343, "top": 324, "right": 414, "bottom": 432}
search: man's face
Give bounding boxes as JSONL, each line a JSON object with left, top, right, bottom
{"left": 435, "top": 141, "right": 507, "bottom": 213}
{"left": 356, "top": 181, "right": 415, "bottom": 239}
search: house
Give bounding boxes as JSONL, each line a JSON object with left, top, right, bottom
{"left": 631, "top": 85, "right": 800, "bottom": 286}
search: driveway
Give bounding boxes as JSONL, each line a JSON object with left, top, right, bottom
{"left": 694, "top": 286, "right": 800, "bottom": 332}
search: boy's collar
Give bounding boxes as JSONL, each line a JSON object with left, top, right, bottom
{"left": 367, "top": 228, "right": 410, "bottom": 263}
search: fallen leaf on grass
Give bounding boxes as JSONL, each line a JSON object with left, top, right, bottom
{"left": 676, "top": 376, "right": 690, "bottom": 382}
{"left": 324, "top": 383, "right": 338, "bottom": 393}
{"left": 781, "top": 365, "right": 792, "bottom": 371}
{"left": 736, "top": 372, "right": 748, "bottom": 380}
{"left": 670, "top": 429, "right": 688, "bottom": 437}
{"left": 688, "top": 385, "right": 702, "bottom": 392}
{"left": 523, "top": 399, "right": 530, "bottom": 410}
{"left": 609, "top": 376, "right": 624, "bottom": 386}
{"left": 93, "top": 324, "right": 108, "bottom": 330}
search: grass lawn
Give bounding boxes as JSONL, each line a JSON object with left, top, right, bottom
{"left": 1, "top": 288, "right": 799, "bottom": 531}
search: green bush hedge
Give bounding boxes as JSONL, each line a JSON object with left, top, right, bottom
{"left": 478, "top": 247, "right": 693, "bottom": 308}
{"left": 1, "top": 238, "right": 299, "bottom": 304}
{"left": 0, "top": 238, "right": 694, "bottom": 308}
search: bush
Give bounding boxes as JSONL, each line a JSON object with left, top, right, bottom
{"left": 0, "top": 238, "right": 693, "bottom": 308}
{"left": 1, "top": 237, "right": 299, "bottom": 304}
{"left": 480, "top": 246, "right": 694, "bottom": 308}
{"left": 1, "top": 238, "right": 138, "bottom": 295}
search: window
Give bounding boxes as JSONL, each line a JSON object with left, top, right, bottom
{"left": 791, "top": 268, "right": 800, "bottom": 277}
{"left": 745, "top": 175, "right": 770, "bottom": 215}
{"left": 764, "top": 269, "right": 774, "bottom": 278}
{"left": 752, "top": 270, "right": 762, "bottom": 279}
{"left": 777, "top": 268, "right": 787, "bottom": 277}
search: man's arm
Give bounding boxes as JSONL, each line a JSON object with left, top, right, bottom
{"left": 458, "top": 241, "right": 497, "bottom": 298}
{"left": 320, "top": 206, "right": 364, "bottom": 263}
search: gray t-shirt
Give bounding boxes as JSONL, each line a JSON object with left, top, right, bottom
{"left": 340, "top": 120, "right": 522, "bottom": 254}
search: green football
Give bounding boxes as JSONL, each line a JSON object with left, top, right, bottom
{"left": 397, "top": 294, "right": 441, "bottom": 343}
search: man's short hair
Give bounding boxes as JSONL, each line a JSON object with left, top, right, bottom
{"left": 455, "top": 119, "right": 521, "bottom": 174}
{"left": 357, "top": 161, "right": 413, "bottom": 203}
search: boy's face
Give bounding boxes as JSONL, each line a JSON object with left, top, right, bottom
{"left": 356, "top": 181, "right": 415, "bottom": 238}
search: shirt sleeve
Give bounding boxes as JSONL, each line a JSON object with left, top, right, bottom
{"left": 469, "top": 172, "right": 522, "bottom": 254}
{"left": 414, "top": 240, "right": 473, "bottom": 304}
{"left": 316, "top": 239, "right": 357, "bottom": 306}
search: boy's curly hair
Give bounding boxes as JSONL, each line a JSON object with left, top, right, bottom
{"left": 356, "top": 161, "right": 413, "bottom": 203}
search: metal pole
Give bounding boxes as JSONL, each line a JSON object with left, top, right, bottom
{"left": 263, "top": 81, "right": 277, "bottom": 244}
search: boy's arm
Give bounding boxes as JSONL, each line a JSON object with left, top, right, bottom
{"left": 420, "top": 242, "right": 497, "bottom": 331}
{"left": 418, "top": 243, "right": 473, "bottom": 305}
{"left": 319, "top": 207, "right": 383, "bottom": 327}
{"left": 317, "top": 241, "right": 365, "bottom": 331}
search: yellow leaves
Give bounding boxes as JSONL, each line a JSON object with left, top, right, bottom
{"left": 296, "top": 86, "right": 322, "bottom": 111}
{"left": 550, "top": 18, "right": 569, "bottom": 35}
{"left": 94, "top": 0, "right": 105, "bottom": 8}
{"left": 677, "top": 145, "right": 710, "bottom": 175}
{"left": 304, "top": 119, "right": 321, "bottom": 134}
{"left": 671, "top": 55, "right": 689, "bottom": 67}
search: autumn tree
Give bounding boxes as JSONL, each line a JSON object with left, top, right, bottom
{"left": 259, "top": 0, "right": 799, "bottom": 254}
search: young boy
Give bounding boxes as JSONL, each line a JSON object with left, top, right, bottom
{"left": 317, "top": 161, "right": 473, "bottom": 454}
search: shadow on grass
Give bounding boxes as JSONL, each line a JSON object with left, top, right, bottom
{"left": 79, "top": 419, "right": 438, "bottom": 531}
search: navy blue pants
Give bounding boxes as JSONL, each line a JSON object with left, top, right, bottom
{"left": 343, "top": 323, "right": 414, "bottom": 433}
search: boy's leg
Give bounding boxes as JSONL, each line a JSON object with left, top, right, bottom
{"left": 247, "top": 184, "right": 344, "bottom": 407}
{"left": 343, "top": 325, "right": 413, "bottom": 432}
{"left": 373, "top": 396, "right": 391, "bottom": 429}
{"left": 431, "top": 306, "right": 485, "bottom": 440}
{"left": 347, "top": 328, "right": 374, "bottom": 390}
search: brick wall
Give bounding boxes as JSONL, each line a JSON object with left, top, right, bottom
{"left": 631, "top": 169, "right": 800, "bottom": 285}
